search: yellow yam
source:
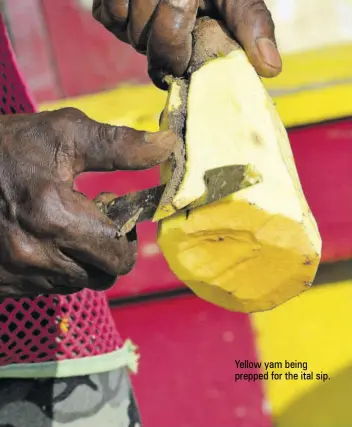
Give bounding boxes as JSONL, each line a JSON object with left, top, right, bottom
{"left": 157, "top": 19, "right": 322, "bottom": 313}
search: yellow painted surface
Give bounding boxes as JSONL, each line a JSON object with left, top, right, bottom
{"left": 264, "top": 44, "right": 352, "bottom": 91}
{"left": 41, "top": 84, "right": 165, "bottom": 131}
{"left": 252, "top": 281, "right": 352, "bottom": 426}
{"left": 263, "top": 44, "right": 352, "bottom": 127}
{"left": 40, "top": 44, "right": 352, "bottom": 129}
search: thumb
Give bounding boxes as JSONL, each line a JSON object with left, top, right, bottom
{"left": 214, "top": 0, "right": 282, "bottom": 77}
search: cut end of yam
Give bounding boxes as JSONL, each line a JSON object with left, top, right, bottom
{"left": 157, "top": 18, "right": 322, "bottom": 313}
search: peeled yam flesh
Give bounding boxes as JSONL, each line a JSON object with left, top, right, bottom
{"left": 157, "top": 19, "right": 322, "bottom": 313}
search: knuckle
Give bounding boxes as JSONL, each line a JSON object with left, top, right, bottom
{"left": 42, "top": 213, "right": 69, "bottom": 236}
{"left": 93, "top": 0, "right": 130, "bottom": 31}
{"left": 154, "top": 1, "right": 196, "bottom": 39}
{"left": 247, "top": 0, "right": 273, "bottom": 26}
{"left": 43, "top": 214, "right": 70, "bottom": 237}
{"left": 236, "top": 0, "right": 268, "bottom": 20}
{"left": 51, "top": 107, "right": 87, "bottom": 126}
{"left": 252, "top": 1, "right": 274, "bottom": 27}
{"left": 96, "top": 121, "right": 115, "bottom": 142}
{"left": 44, "top": 108, "right": 87, "bottom": 140}
{"left": 32, "top": 187, "right": 70, "bottom": 235}
{"left": 5, "top": 233, "right": 37, "bottom": 267}
{"left": 177, "top": 0, "right": 198, "bottom": 14}
{"left": 107, "top": 0, "right": 129, "bottom": 19}
{"left": 231, "top": 0, "right": 275, "bottom": 41}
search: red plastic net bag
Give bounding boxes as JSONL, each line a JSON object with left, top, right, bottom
{"left": 0, "top": 15, "right": 122, "bottom": 367}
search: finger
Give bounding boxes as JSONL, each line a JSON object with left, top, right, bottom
{"left": 4, "top": 225, "right": 89, "bottom": 282}
{"left": 214, "top": 0, "right": 282, "bottom": 77}
{"left": 10, "top": 218, "right": 127, "bottom": 293}
{"left": 13, "top": 180, "right": 136, "bottom": 282}
{"left": 68, "top": 110, "right": 179, "bottom": 173}
{"left": 3, "top": 227, "right": 56, "bottom": 271}
{"left": 79, "top": 124, "right": 179, "bottom": 172}
{"left": 0, "top": 271, "right": 55, "bottom": 298}
{"left": 57, "top": 191, "right": 138, "bottom": 280}
{"left": 50, "top": 108, "right": 179, "bottom": 173}
{"left": 2, "top": 227, "right": 92, "bottom": 292}
{"left": 39, "top": 247, "right": 124, "bottom": 292}
{"left": 127, "top": 0, "right": 160, "bottom": 53}
{"left": 147, "top": 0, "right": 198, "bottom": 89}
{"left": 92, "top": 0, "right": 130, "bottom": 42}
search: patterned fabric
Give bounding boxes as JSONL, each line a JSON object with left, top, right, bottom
{"left": 0, "top": 367, "right": 141, "bottom": 427}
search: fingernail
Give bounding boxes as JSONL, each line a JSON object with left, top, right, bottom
{"left": 256, "top": 38, "right": 282, "bottom": 70}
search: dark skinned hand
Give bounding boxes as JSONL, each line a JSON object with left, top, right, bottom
{"left": 0, "top": 108, "right": 177, "bottom": 299}
{"left": 92, "top": 0, "right": 282, "bottom": 89}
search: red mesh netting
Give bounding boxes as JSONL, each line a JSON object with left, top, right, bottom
{"left": 0, "top": 19, "right": 34, "bottom": 114}
{"left": 0, "top": 291, "right": 121, "bottom": 365}
{"left": 0, "top": 15, "right": 121, "bottom": 366}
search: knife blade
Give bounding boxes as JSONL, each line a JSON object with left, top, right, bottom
{"left": 97, "top": 164, "right": 261, "bottom": 236}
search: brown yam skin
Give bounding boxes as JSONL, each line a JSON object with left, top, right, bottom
{"left": 158, "top": 18, "right": 240, "bottom": 209}
{"left": 187, "top": 18, "right": 240, "bottom": 74}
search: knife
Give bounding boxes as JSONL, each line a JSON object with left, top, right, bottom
{"left": 96, "top": 164, "right": 261, "bottom": 236}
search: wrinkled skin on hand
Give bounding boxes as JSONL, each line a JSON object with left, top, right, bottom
{"left": 93, "top": 0, "right": 282, "bottom": 89}
{"left": 0, "top": 108, "right": 177, "bottom": 298}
